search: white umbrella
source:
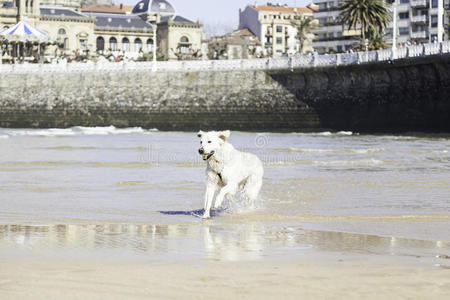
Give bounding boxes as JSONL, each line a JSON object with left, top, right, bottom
{"left": 0, "top": 21, "right": 51, "bottom": 43}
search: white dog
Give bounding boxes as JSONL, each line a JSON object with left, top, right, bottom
{"left": 197, "top": 130, "right": 264, "bottom": 218}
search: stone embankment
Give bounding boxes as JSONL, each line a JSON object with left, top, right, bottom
{"left": 0, "top": 54, "right": 448, "bottom": 132}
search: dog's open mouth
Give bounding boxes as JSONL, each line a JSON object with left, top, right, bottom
{"left": 201, "top": 150, "right": 215, "bottom": 161}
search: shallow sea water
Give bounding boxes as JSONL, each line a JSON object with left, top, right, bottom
{"left": 0, "top": 127, "right": 449, "bottom": 264}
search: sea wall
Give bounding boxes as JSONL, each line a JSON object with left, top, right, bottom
{"left": 0, "top": 54, "right": 449, "bottom": 132}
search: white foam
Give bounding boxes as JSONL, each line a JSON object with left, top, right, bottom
{"left": 0, "top": 135, "right": 9, "bottom": 139}
{"left": 287, "top": 147, "right": 385, "bottom": 154}
{"left": 337, "top": 131, "right": 353, "bottom": 136}
{"left": 3, "top": 126, "right": 152, "bottom": 137}
{"left": 289, "top": 131, "right": 355, "bottom": 136}
{"left": 313, "top": 158, "right": 384, "bottom": 167}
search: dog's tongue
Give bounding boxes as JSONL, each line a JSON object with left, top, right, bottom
{"left": 202, "top": 154, "right": 209, "bottom": 159}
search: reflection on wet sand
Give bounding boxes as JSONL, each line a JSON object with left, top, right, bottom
{"left": 0, "top": 223, "right": 448, "bottom": 263}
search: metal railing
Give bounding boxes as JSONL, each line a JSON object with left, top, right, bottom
{"left": 0, "top": 40, "right": 449, "bottom": 74}
{"left": 410, "top": 0, "right": 428, "bottom": 7}
{"left": 411, "top": 30, "right": 428, "bottom": 39}
{"left": 410, "top": 15, "right": 428, "bottom": 23}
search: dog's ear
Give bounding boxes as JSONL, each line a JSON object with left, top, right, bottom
{"left": 197, "top": 130, "right": 204, "bottom": 138}
{"left": 218, "top": 130, "right": 231, "bottom": 141}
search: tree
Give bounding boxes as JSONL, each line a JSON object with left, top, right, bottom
{"left": 338, "top": 0, "right": 391, "bottom": 50}
{"left": 366, "top": 25, "right": 389, "bottom": 50}
{"left": 291, "top": 16, "right": 318, "bottom": 54}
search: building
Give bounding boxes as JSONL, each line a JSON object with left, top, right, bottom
{"left": 239, "top": 3, "right": 316, "bottom": 56}
{"left": 313, "top": 0, "right": 450, "bottom": 54}
{"left": 206, "top": 28, "right": 262, "bottom": 59}
{"left": 312, "top": 0, "right": 360, "bottom": 53}
{"left": 0, "top": 0, "right": 203, "bottom": 61}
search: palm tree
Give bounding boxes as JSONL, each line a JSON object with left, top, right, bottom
{"left": 338, "top": 0, "right": 391, "bottom": 50}
{"left": 291, "top": 16, "right": 318, "bottom": 54}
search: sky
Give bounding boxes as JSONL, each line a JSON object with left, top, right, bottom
{"left": 115, "top": 0, "right": 312, "bottom": 35}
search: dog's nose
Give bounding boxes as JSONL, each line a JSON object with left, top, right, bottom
{"left": 198, "top": 148, "right": 204, "bottom": 154}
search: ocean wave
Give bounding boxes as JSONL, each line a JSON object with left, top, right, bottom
{"left": 289, "top": 131, "right": 355, "bottom": 136}
{"left": 0, "top": 135, "right": 9, "bottom": 139}
{"left": 263, "top": 158, "right": 384, "bottom": 167}
{"left": 284, "top": 147, "right": 385, "bottom": 154}
{"left": 312, "top": 158, "right": 384, "bottom": 166}
{"left": 1, "top": 126, "right": 156, "bottom": 137}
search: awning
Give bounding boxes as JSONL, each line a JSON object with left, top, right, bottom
{"left": 0, "top": 21, "right": 51, "bottom": 43}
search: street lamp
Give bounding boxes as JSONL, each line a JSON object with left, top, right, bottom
{"left": 152, "top": 23, "right": 157, "bottom": 71}
{"left": 437, "top": 0, "right": 444, "bottom": 42}
{"left": 392, "top": 0, "right": 397, "bottom": 59}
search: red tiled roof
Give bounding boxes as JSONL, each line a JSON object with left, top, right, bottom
{"left": 81, "top": 4, "right": 134, "bottom": 14}
{"left": 249, "top": 4, "right": 314, "bottom": 13}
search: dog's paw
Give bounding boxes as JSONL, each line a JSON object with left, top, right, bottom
{"left": 201, "top": 213, "right": 211, "bottom": 219}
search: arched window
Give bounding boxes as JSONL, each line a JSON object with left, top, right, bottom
{"left": 134, "top": 38, "right": 142, "bottom": 52}
{"left": 96, "top": 36, "right": 105, "bottom": 51}
{"left": 178, "top": 36, "right": 190, "bottom": 54}
{"left": 58, "top": 28, "right": 66, "bottom": 35}
{"left": 146, "top": 39, "right": 154, "bottom": 52}
{"left": 109, "top": 37, "right": 117, "bottom": 51}
{"left": 122, "top": 37, "right": 130, "bottom": 51}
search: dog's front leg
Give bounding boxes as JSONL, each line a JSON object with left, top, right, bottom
{"left": 214, "top": 182, "right": 238, "bottom": 209}
{"left": 203, "top": 180, "right": 217, "bottom": 219}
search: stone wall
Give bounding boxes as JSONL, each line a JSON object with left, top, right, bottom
{"left": 0, "top": 54, "right": 449, "bottom": 132}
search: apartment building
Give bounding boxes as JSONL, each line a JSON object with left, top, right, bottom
{"left": 239, "top": 3, "right": 316, "bottom": 56}
{"left": 313, "top": 0, "right": 450, "bottom": 54}
{"left": 312, "top": 0, "right": 360, "bottom": 53}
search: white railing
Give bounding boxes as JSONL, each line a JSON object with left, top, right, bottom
{"left": 411, "top": 31, "right": 428, "bottom": 39}
{"left": 1, "top": 40, "right": 449, "bottom": 74}
{"left": 410, "top": 0, "right": 428, "bottom": 7}
{"left": 410, "top": 15, "right": 427, "bottom": 23}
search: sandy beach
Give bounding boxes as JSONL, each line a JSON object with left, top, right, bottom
{"left": 1, "top": 257, "right": 449, "bottom": 300}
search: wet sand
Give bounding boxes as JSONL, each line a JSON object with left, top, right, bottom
{"left": 1, "top": 258, "right": 449, "bottom": 300}
{"left": 1, "top": 222, "right": 449, "bottom": 299}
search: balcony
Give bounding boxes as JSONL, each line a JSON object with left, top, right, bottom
{"left": 410, "top": 0, "right": 428, "bottom": 8}
{"left": 410, "top": 15, "right": 428, "bottom": 23}
{"left": 411, "top": 30, "right": 428, "bottom": 39}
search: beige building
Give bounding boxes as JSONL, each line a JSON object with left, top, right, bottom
{"left": 207, "top": 28, "right": 262, "bottom": 60}
{"left": 239, "top": 3, "right": 316, "bottom": 56}
{"left": 0, "top": 0, "right": 203, "bottom": 61}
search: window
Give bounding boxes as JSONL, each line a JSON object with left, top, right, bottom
{"left": 109, "top": 37, "right": 117, "bottom": 51}
{"left": 431, "top": 15, "right": 438, "bottom": 27}
{"left": 146, "top": 39, "right": 154, "bottom": 52}
{"left": 400, "top": 0, "right": 409, "bottom": 3}
{"left": 58, "top": 28, "right": 66, "bottom": 35}
{"left": 399, "top": 12, "right": 409, "bottom": 19}
{"left": 122, "top": 37, "right": 130, "bottom": 51}
{"left": 399, "top": 27, "right": 409, "bottom": 35}
{"left": 179, "top": 36, "right": 190, "bottom": 54}
{"left": 432, "top": 0, "right": 437, "bottom": 8}
{"left": 96, "top": 36, "right": 104, "bottom": 51}
{"left": 79, "top": 39, "right": 86, "bottom": 50}
{"left": 276, "top": 37, "right": 282, "bottom": 44}
{"left": 276, "top": 26, "right": 283, "bottom": 32}
{"left": 134, "top": 38, "right": 142, "bottom": 52}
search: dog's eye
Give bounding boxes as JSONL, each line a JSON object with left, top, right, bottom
{"left": 208, "top": 141, "right": 211, "bottom": 143}
{"left": 200, "top": 141, "right": 202, "bottom": 144}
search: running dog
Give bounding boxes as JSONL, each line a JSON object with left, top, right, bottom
{"left": 197, "top": 130, "right": 263, "bottom": 218}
